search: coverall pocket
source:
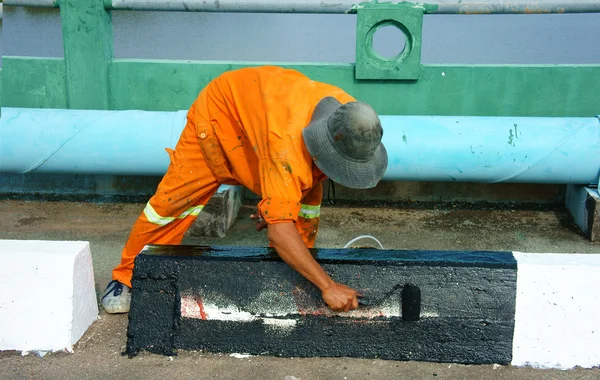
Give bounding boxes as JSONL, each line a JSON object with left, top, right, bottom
{"left": 196, "top": 123, "right": 234, "bottom": 183}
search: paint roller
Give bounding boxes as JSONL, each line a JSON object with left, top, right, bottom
{"left": 343, "top": 235, "right": 421, "bottom": 320}
{"left": 358, "top": 283, "right": 421, "bottom": 321}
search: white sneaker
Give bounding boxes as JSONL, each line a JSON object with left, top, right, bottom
{"left": 101, "top": 280, "right": 131, "bottom": 314}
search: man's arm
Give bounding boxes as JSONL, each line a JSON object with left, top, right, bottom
{"left": 267, "top": 221, "right": 360, "bottom": 312}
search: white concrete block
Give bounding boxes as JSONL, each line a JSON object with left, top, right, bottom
{"left": 512, "top": 252, "right": 600, "bottom": 369}
{"left": 0, "top": 240, "right": 98, "bottom": 353}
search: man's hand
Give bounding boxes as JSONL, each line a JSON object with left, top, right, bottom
{"left": 250, "top": 212, "right": 268, "bottom": 232}
{"left": 321, "top": 282, "right": 361, "bottom": 312}
{"left": 267, "top": 222, "right": 361, "bottom": 313}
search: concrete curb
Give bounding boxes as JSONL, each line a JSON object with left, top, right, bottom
{"left": 0, "top": 240, "right": 98, "bottom": 354}
{"left": 125, "top": 246, "right": 600, "bottom": 368}
{"left": 186, "top": 185, "right": 243, "bottom": 238}
{"left": 511, "top": 252, "right": 600, "bottom": 369}
{"left": 122, "top": 245, "right": 595, "bottom": 368}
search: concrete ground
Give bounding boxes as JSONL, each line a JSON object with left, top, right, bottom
{"left": 1, "top": 199, "right": 599, "bottom": 379}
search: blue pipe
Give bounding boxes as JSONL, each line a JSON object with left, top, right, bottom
{"left": 0, "top": 108, "right": 187, "bottom": 176}
{"left": 1, "top": 107, "right": 599, "bottom": 185}
{"left": 380, "top": 114, "right": 600, "bottom": 184}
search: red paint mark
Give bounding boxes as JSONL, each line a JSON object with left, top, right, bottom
{"left": 195, "top": 295, "right": 208, "bottom": 320}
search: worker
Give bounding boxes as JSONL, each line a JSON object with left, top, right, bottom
{"left": 102, "top": 66, "right": 388, "bottom": 314}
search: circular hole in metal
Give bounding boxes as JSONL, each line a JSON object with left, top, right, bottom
{"left": 369, "top": 21, "right": 410, "bottom": 61}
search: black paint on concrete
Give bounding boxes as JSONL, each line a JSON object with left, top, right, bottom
{"left": 141, "top": 244, "right": 517, "bottom": 268}
{"left": 178, "top": 317, "right": 515, "bottom": 363}
{"left": 126, "top": 245, "right": 517, "bottom": 363}
{"left": 126, "top": 258, "right": 180, "bottom": 356}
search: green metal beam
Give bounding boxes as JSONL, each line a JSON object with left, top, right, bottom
{"left": 60, "top": 0, "right": 114, "bottom": 109}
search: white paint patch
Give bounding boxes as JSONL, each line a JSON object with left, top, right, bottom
{"left": 0, "top": 240, "right": 98, "bottom": 353}
{"left": 202, "top": 304, "right": 256, "bottom": 322}
{"left": 262, "top": 318, "right": 297, "bottom": 329}
{"left": 181, "top": 294, "right": 258, "bottom": 321}
{"left": 511, "top": 252, "right": 600, "bottom": 369}
{"left": 229, "top": 353, "right": 252, "bottom": 359}
{"left": 343, "top": 303, "right": 401, "bottom": 319}
{"left": 245, "top": 290, "right": 298, "bottom": 317}
{"left": 180, "top": 294, "right": 298, "bottom": 335}
{"left": 181, "top": 294, "right": 292, "bottom": 324}
{"left": 181, "top": 293, "right": 411, "bottom": 321}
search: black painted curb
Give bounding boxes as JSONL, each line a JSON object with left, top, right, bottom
{"left": 126, "top": 245, "right": 517, "bottom": 364}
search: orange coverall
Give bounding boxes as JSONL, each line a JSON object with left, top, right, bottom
{"left": 112, "top": 66, "right": 356, "bottom": 287}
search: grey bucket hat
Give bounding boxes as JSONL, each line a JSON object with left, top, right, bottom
{"left": 302, "top": 97, "right": 388, "bottom": 189}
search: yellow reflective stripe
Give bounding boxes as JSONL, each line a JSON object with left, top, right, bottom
{"left": 178, "top": 205, "right": 204, "bottom": 218}
{"left": 143, "top": 202, "right": 204, "bottom": 226}
{"left": 298, "top": 204, "right": 321, "bottom": 219}
{"left": 143, "top": 202, "right": 175, "bottom": 226}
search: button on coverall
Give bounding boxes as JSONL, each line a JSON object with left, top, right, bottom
{"left": 112, "top": 66, "right": 356, "bottom": 287}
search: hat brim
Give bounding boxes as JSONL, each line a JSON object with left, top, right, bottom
{"left": 302, "top": 98, "right": 388, "bottom": 189}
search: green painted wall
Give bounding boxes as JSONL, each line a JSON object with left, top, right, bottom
{"left": 111, "top": 61, "right": 600, "bottom": 116}
{"left": 4, "top": 57, "right": 599, "bottom": 116}
{"left": 3, "top": 57, "right": 68, "bottom": 109}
